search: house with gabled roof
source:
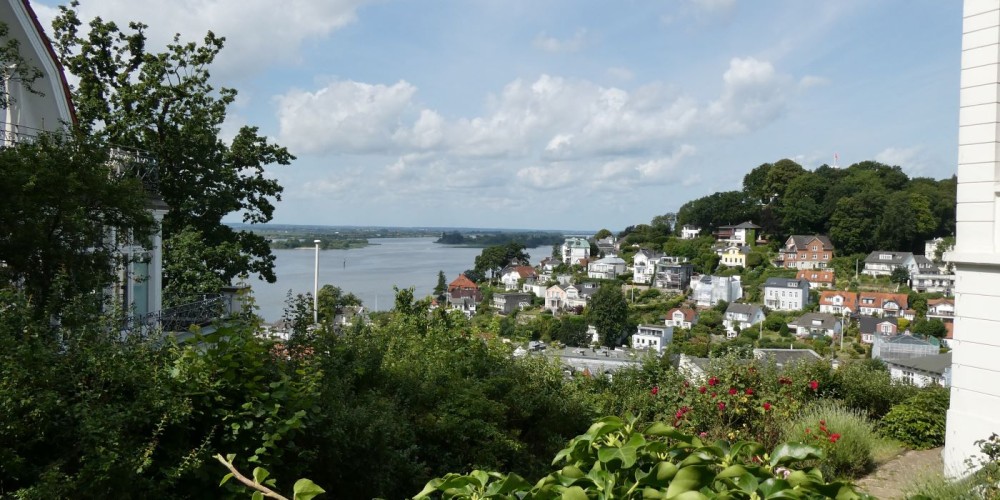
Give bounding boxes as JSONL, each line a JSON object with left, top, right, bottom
{"left": 787, "top": 312, "right": 842, "bottom": 338}
{"left": 777, "top": 235, "right": 834, "bottom": 270}
{"left": 665, "top": 307, "right": 698, "bottom": 329}
{"left": 819, "top": 290, "right": 857, "bottom": 316}
{"left": 719, "top": 244, "right": 751, "bottom": 268}
{"left": 886, "top": 352, "right": 952, "bottom": 388}
{"left": 797, "top": 269, "right": 835, "bottom": 289}
{"left": 587, "top": 255, "right": 627, "bottom": 280}
{"left": 857, "top": 292, "right": 908, "bottom": 318}
{"left": 723, "top": 303, "right": 765, "bottom": 337}
{"left": 448, "top": 274, "right": 482, "bottom": 302}
{"left": 927, "top": 298, "right": 955, "bottom": 324}
{"left": 632, "top": 248, "right": 664, "bottom": 284}
{"left": 863, "top": 251, "right": 917, "bottom": 277}
{"left": 714, "top": 221, "right": 760, "bottom": 245}
{"left": 762, "top": 277, "right": 811, "bottom": 311}
{"left": 545, "top": 284, "right": 568, "bottom": 312}
{"left": 858, "top": 315, "right": 898, "bottom": 344}
{"left": 499, "top": 265, "right": 538, "bottom": 291}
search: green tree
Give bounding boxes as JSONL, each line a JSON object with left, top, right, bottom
{"left": 474, "top": 242, "right": 529, "bottom": 282}
{"left": 593, "top": 228, "right": 613, "bottom": 240}
{"left": 587, "top": 285, "right": 629, "bottom": 347}
{"left": 911, "top": 318, "right": 949, "bottom": 339}
{"left": 433, "top": 270, "right": 447, "bottom": 301}
{"left": 889, "top": 266, "right": 911, "bottom": 285}
{"left": 0, "top": 133, "right": 156, "bottom": 318}
{"left": 52, "top": 5, "right": 294, "bottom": 292}
{"left": 316, "top": 284, "right": 362, "bottom": 323}
{"left": 876, "top": 191, "right": 937, "bottom": 253}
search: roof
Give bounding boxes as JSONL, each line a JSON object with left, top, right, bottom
{"left": 666, "top": 307, "right": 697, "bottom": 322}
{"left": 725, "top": 303, "right": 762, "bottom": 316}
{"left": 504, "top": 265, "right": 538, "bottom": 278}
{"left": 789, "top": 312, "right": 840, "bottom": 329}
{"left": 592, "top": 256, "right": 626, "bottom": 265}
{"left": 448, "top": 274, "right": 479, "bottom": 289}
{"left": 797, "top": 269, "right": 835, "bottom": 283}
{"left": 785, "top": 235, "right": 834, "bottom": 251}
{"left": 820, "top": 290, "right": 858, "bottom": 310}
{"left": 886, "top": 352, "right": 952, "bottom": 375}
{"left": 564, "top": 237, "right": 590, "bottom": 248}
{"left": 927, "top": 298, "right": 955, "bottom": 308}
{"left": 859, "top": 315, "right": 897, "bottom": 333}
{"left": 763, "top": 277, "right": 808, "bottom": 289}
{"left": 723, "top": 245, "right": 751, "bottom": 254}
{"left": 864, "top": 251, "right": 915, "bottom": 265}
{"left": 6, "top": 0, "right": 77, "bottom": 125}
{"left": 753, "top": 348, "right": 822, "bottom": 367}
{"left": 858, "top": 292, "right": 909, "bottom": 309}
{"left": 733, "top": 221, "right": 761, "bottom": 229}
{"left": 877, "top": 333, "right": 937, "bottom": 347}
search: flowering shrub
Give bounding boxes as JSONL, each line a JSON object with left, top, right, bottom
{"left": 415, "top": 415, "right": 872, "bottom": 499}
{"left": 783, "top": 401, "right": 879, "bottom": 479}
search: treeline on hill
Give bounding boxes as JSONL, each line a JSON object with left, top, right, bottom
{"left": 435, "top": 231, "right": 565, "bottom": 248}
{"left": 670, "top": 159, "right": 955, "bottom": 254}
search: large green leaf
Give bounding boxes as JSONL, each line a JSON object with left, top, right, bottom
{"left": 292, "top": 478, "right": 326, "bottom": 500}
{"left": 664, "top": 466, "right": 713, "bottom": 498}
{"left": 484, "top": 473, "right": 532, "bottom": 495}
{"left": 769, "top": 443, "right": 823, "bottom": 467}
{"left": 561, "top": 485, "right": 589, "bottom": 500}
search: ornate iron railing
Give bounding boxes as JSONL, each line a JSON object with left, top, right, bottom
{"left": 124, "top": 294, "right": 230, "bottom": 334}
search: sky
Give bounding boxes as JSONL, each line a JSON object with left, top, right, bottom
{"left": 33, "top": 0, "right": 963, "bottom": 231}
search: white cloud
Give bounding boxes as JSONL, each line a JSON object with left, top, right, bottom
{"left": 875, "top": 146, "right": 929, "bottom": 175}
{"left": 35, "top": 0, "right": 368, "bottom": 79}
{"left": 533, "top": 28, "right": 588, "bottom": 53}
{"left": 707, "top": 57, "right": 792, "bottom": 135}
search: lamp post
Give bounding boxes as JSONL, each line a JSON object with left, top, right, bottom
{"left": 313, "top": 239, "right": 321, "bottom": 324}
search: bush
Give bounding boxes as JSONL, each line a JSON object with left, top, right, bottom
{"left": 831, "top": 359, "right": 918, "bottom": 419}
{"left": 881, "top": 386, "right": 950, "bottom": 449}
{"left": 783, "top": 400, "right": 880, "bottom": 479}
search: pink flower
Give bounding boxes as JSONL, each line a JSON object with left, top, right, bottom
{"left": 699, "top": 432, "right": 708, "bottom": 438}
{"left": 763, "top": 402, "right": 772, "bottom": 411}
{"left": 718, "top": 402, "right": 726, "bottom": 411}
{"left": 745, "top": 388, "right": 754, "bottom": 395}
{"left": 809, "top": 380, "right": 819, "bottom": 391}
{"left": 708, "top": 376, "right": 719, "bottom": 386}
{"left": 699, "top": 386, "right": 707, "bottom": 394}
{"left": 728, "top": 388, "right": 738, "bottom": 396}
{"left": 651, "top": 386, "right": 659, "bottom": 395}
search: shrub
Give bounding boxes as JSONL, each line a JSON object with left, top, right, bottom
{"left": 783, "top": 401, "right": 880, "bottom": 479}
{"left": 831, "top": 359, "right": 918, "bottom": 419}
{"left": 881, "top": 386, "right": 950, "bottom": 450}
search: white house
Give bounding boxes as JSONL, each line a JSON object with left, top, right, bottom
{"left": 886, "top": 352, "right": 952, "bottom": 388}
{"left": 664, "top": 307, "right": 698, "bottom": 329}
{"left": 545, "top": 284, "right": 567, "bottom": 312}
{"left": 587, "top": 256, "right": 627, "bottom": 280}
{"left": 562, "top": 237, "right": 590, "bottom": 265}
{"left": 862, "top": 251, "right": 917, "bottom": 277}
{"left": 762, "top": 278, "right": 810, "bottom": 311}
{"left": 632, "top": 324, "right": 674, "bottom": 353}
{"left": 787, "top": 312, "right": 842, "bottom": 338}
{"left": 499, "top": 265, "right": 538, "bottom": 291}
{"left": 690, "top": 274, "right": 743, "bottom": 307}
{"left": 722, "top": 303, "right": 765, "bottom": 337}
{"left": 632, "top": 249, "right": 663, "bottom": 284}
{"left": 945, "top": 1, "right": 1000, "bottom": 476}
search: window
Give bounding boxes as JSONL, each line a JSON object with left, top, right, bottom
{"left": 812, "top": 245, "right": 818, "bottom": 251}
{"left": 812, "top": 253, "right": 817, "bottom": 259}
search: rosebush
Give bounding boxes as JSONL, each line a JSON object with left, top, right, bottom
{"left": 881, "top": 386, "right": 950, "bottom": 450}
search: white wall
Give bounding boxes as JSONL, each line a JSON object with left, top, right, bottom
{"left": 944, "top": 0, "right": 1000, "bottom": 477}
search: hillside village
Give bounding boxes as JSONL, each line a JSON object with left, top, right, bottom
{"left": 430, "top": 214, "right": 955, "bottom": 389}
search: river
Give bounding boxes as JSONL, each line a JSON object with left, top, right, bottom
{"left": 249, "top": 237, "right": 544, "bottom": 322}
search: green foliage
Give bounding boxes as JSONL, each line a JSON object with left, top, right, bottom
{"left": 0, "top": 133, "right": 156, "bottom": 318}
{"left": 587, "top": 285, "right": 629, "bottom": 347}
{"left": 316, "top": 284, "right": 362, "bottom": 324}
{"left": 415, "top": 415, "right": 870, "bottom": 499}
{"left": 829, "top": 359, "right": 918, "bottom": 420}
{"left": 881, "top": 387, "right": 950, "bottom": 450}
{"left": 890, "top": 266, "right": 911, "bottom": 285}
{"left": 52, "top": 3, "right": 294, "bottom": 288}
{"left": 475, "top": 243, "right": 530, "bottom": 281}
{"left": 782, "top": 401, "right": 881, "bottom": 479}
{"left": 911, "top": 318, "right": 949, "bottom": 339}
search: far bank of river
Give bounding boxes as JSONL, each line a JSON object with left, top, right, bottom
{"left": 250, "top": 237, "right": 544, "bottom": 323}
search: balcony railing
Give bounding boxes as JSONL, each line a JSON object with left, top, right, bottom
{"left": 124, "top": 294, "right": 231, "bottom": 336}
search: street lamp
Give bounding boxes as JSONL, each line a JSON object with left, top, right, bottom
{"left": 313, "top": 239, "right": 321, "bottom": 324}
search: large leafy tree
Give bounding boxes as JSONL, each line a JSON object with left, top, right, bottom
{"left": 0, "top": 133, "right": 155, "bottom": 318}
{"left": 587, "top": 284, "right": 629, "bottom": 347}
{"left": 50, "top": 4, "right": 294, "bottom": 294}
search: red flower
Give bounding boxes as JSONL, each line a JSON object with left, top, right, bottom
{"left": 718, "top": 402, "right": 726, "bottom": 411}
{"left": 699, "top": 386, "right": 707, "bottom": 394}
{"left": 675, "top": 410, "right": 685, "bottom": 419}
{"left": 680, "top": 406, "right": 691, "bottom": 414}
{"left": 809, "top": 380, "right": 819, "bottom": 391}
{"left": 728, "top": 387, "right": 738, "bottom": 396}
{"left": 708, "top": 376, "right": 719, "bottom": 386}
{"left": 805, "top": 428, "right": 811, "bottom": 434}
{"left": 711, "top": 392, "right": 717, "bottom": 398}
{"left": 820, "top": 419, "right": 826, "bottom": 426}
{"left": 830, "top": 433, "right": 841, "bottom": 443}
{"left": 745, "top": 388, "right": 754, "bottom": 395}
{"left": 651, "top": 386, "right": 659, "bottom": 395}
{"left": 763, "top": 402, "right": 772, "bottom": 411}
{"left": 683, "top": 380, "right": 690, "bottom": 387}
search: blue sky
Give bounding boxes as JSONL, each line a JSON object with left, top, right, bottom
{"left": 35, "top": 0, "right": 962, "bottom": 231}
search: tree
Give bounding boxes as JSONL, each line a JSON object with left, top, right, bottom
{"left": 434, "top": 271, "right": 447, "bottom": 301}
{"left": 316, "top": 284, "right": 362, "bottom": 323}
{"left": 51, "top": 5, "right": 294, "bottom": 292}
{"left": 0, "top": 133, "right": 156, "bottom": 318}
{"left": 587, "top": 285, "right": 629, "bottom": 347}
{"left": 474, "top": 242, "right": 529, "bottom": 282}
{"left": 593, "top": 229, "right": 613, "bottom": 240}
{"left": 889, "top": 266, "right": 911, "bottom": 285}
{"left": 911, "top": 318, "right": 949, "bottom": 339}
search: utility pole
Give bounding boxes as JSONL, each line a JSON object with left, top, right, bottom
{"left": 313, "top": 239, "right": 321, "bottom": 324}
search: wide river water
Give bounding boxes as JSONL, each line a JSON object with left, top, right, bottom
{"left": 249, "top": 237, "right": 544, "bottom": 322}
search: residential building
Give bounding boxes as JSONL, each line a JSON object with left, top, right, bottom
{"left": 545, "top": 284, "right": 568, "bottom": 312}
{"left": 690, "top": 274, "right": 743, "bottom": 307}
{"left": 872, "top": 333, "right": 940, "bottom": 362}
{"left": 0, "top": 0, "right": 168, "bottom": 325}
{"left": 595, "top": 236, "right": 618, "bottom": 257}
{"left": 632, "top": 324, "right": 674, "bottom": 353}
{"left": 719, "top": 244, "right": 750, "bottom": 268}
{"left": 632, "top": 249, "right": 663, "bottom": 284}
{"left": 448, "top": 274, "right": 482, "bottom": 302}
{"left": 564, "top": 282, "right": 600, "bottom": 309}
{"left": 910, "top": 272, "right": 956, "bottom": 294}
{"left": 447, "top": 296, "right": 477, "bottom": 318}
{"left": 777, "top": 235, "right": 834, "bottom": 270}
{"left": 499, "top": 265, "right": 538, "bottom": 291}
{"left": 787, "top": 312, "right": 842, "bottom": 338}
{"left": 587, "top": 255, "right": 627, "bottom": 280}
{"left": 653, "top": 258, "right": 694, "bottom": 292}
{"left": 945, "top": 3, "right": 1000, "bottom": 474}
{"left": 562, "top": 237, "right": 591, "bottom": 265}
{"left": 886, "top": 352, "right": 952, "bottom": 388}
{"left": 713, "top": 221, "right": 760, "bottom": 245}
{"left": 858, "top": 316, "right": 898, "bottom": 344}
{"left": 927, "top": 298, "right": 955, "bottom": 324}
{"left": 857, "top": 292, "right": 908, "bottom": 317}
{"left": 925, "top": 237, "right": 953, "bottom": 260}
{"left": 862, "top": 251, "right": 914, "bottom": 276}
{"left": 492, "top": 292, "right": 532, "bottom": 315}
{"left": 680, "top": 225, "right": 701, "bottom": 239}
{"left": 762, "top": 277, "right": 810, "bottom": 311}
{"left": 723, "top": 303, "right": 765, "bottom": 337}
{"left": 818, "top": 290, "right": 858, "bottom": 316}
{"left": 664, "top": 307, "right": 698, "bottom": 329}
{"left": 796, "top": 269, "right": 835, "bottom": 289}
